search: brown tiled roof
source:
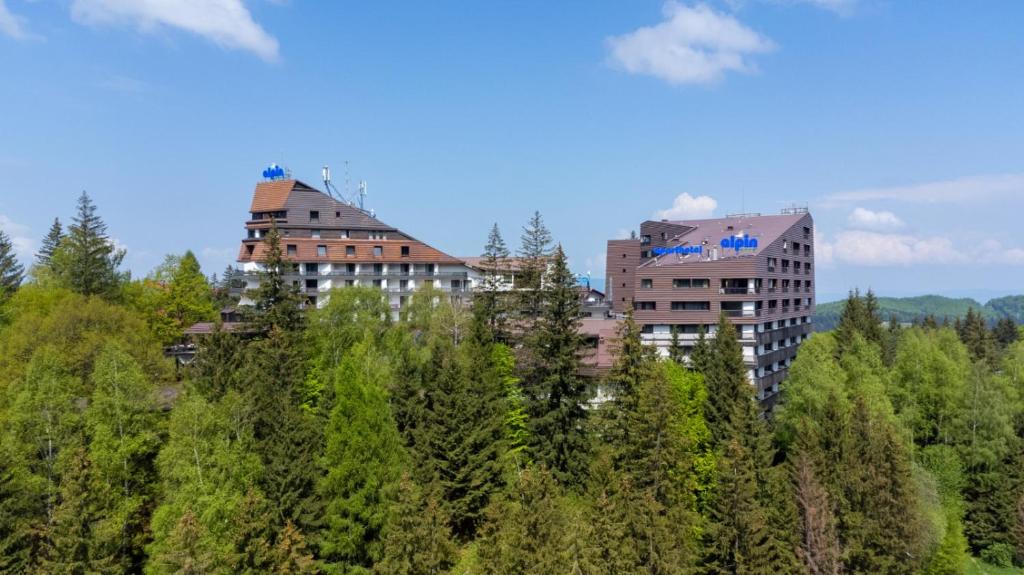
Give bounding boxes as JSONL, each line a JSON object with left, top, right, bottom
{"left": 579, "top": 318, "right": 620, "bottom": 375}
{"left": 239, "top": 238, "right": 464, "bottom": 264}
{"left": 249, "top": 179, "right": 297, "bottom": 212}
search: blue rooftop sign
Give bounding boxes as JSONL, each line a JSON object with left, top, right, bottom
{"left": 263, "top": 164, "right": 286, "bottom": 180}
{"left": 652, "top": 245, "right": 702, "bottom": 256}
{"left": 720, "top": 235, "right": 758, "bottom": 253}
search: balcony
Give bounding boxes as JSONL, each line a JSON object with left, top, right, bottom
{"left": 720, "top": 287, "right": 759, "bottom": 294}
{"left": 767, "top": 266, "right": 776, "bottom": 272}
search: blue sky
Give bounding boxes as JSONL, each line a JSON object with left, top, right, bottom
{"left": 1, "top": 0, "right": 1023, "bottom": 303}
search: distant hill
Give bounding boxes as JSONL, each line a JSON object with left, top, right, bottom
{"left": 813, "top": 294, "right": 1024, "bottom": 331}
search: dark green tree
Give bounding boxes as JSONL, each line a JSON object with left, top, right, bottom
{"left": 690, "top": 323, "right": 712, "bottom": 374}
{"left": 228, "top": 488, "right": 276, "bottom": 574}
{"left": 0, "top": 227, "right": 24, "bottom": 304}
{"left": 669, "top": 325, "right": 684, "bottom": 364}
{"left": 248, "top": 223, "right": 304, "bottom": 334}
{"left": 51, "top": 191, "right": 126, "bottom": 297}
{"left": 993, "top": 317, "right": 1018, "bottom": 349}
{"left": 375, "top": 474, "right": 456, "bottom": 575}
{"left": 524, "top": 245, "right": 590, "bottom": 486}
{"left": 35, "top": 217, "right": 64, "bottom": 267}
{"left": 477, "top": 222, "right": 511, "bottom": 340}
{"left": 703, "top": 311, "right": 750, "bottom": 443}
{"left": 37, "top": 446, "right": 95, "bottom": 574}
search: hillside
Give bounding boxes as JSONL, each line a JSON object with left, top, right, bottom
{"left": 813, "top": 294, "right": 1024, "bottom": 331}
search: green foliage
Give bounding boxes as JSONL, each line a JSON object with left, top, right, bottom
{"left": 50, "top": 191, "right": 127, "bottom": 298}
{"left": 375, "top": 474, "right": 456, "bottom": 575}
{"left": 523, "top": 245, "right": 590, "bottom": 486}
{"left": 0, "top": 227, "right": 24, "bottom": 306}
{"left": 516, "top": 210, "right": 552, "bottom": 318}
{"left": 815, "top": 294, "right": 1002, "bottom": 331}
{"left": 318, "top": 340, "right": 406, "bottom": 572}
{"left": 35, "top": 217, "right": 64, "bottom": 268}
{"left": 125, "top": 251, "right": 218, "bottom": 345}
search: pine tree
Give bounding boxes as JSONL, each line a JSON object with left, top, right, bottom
{"left": 152, "top": 509, "right": 221, "bottom": 574}
{"left": 835, "top": 289, "right": 865, "bottom": 357}
{"left": 477, "top": 223, "right": 511, "bottom": 339}
{"left": 792, "top": 450, "right": 841, "bottom": 575}
{"left": 669, "top": 325, "right": 684, "bottom": 364}
{"left": 0, "top": 227, "right": 24, "bottom": 304}
{"left": 249, "top": 223, "right": 304, "bottom": 333}
{"left": 703, "top": 311, "right": 751, "bottom": 443}
{"left": 272, "top": 521, "right": 317, "bottom": 574}
{"left": 86, "top": 344, "right": 162, "bottom": 571}
{"left": 524, "top": 245, "right": 590, "bottom": 486}
{"left": 229, "top": 487, "right": 276, "bottom": 574}
{"left": 606, "top": 310, "right": 654, "bottom": 444}
{"left": 0, "top": 443, "right": 34, "bottom": 573}
{"left": 476, "top": 466, "right": 570, "bottom": 575}
{"left": 37, "top": 445, "right": 95, "bottom": 574}
{"left": 375, "top": 474, "right": 456, "bottom": 575}
{"left": 35, "top": 217, "right": 64, "bottom": 267}
{"left": 517, "top": 211, "right": 553, "bottom": 318}
{"left": 318, "top": 341, "right": 406, "bottom": 571}
{"left": 51, "top": 191, "right": 126, "bottom": 297}
{"left": 690, "top": 323, "right": 712, "bottom": 374}
{"left": 407, "top": 328, "right": 509, "bottom": 539}
{"left": 862, "top": 288, "right": 884, "bottom": 346}
{"left": 993, "top": 317, "right": 1018, "bottom": 349}
{"left": 959, "top": 308, "right": 994, "bottom": 363}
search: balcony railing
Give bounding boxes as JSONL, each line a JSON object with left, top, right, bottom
{"left": 720, "top": 287, "right": 759, "bottom": 294}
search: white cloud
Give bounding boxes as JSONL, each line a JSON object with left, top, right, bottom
{"left": 71, "top": 0, "right": 279, "bottom": 61}
{"left": 607, "top": 2, "right": 775, "bottom": 85}
{"left": 0, "top": 214, "right": 34, "bottom": 262}
{"left": 816, "top": 229, "right": 1024, "bottom": 267}
{"left": 823, "top": 173, "right": 1024, "bottom": 206}
{"left": 814, "top": 228, "right": 833, "bottom": 266}
{"left": 0, "top": 0, "right": 30, "bottom": 39}
{"left": 784, "top": 0, "right": 855, "bottom": 14}
{"left": 655, "top": 192, "right": 718, "bottom": 220}
{"left": 847, "top": 207, "right": 903, "bottom": 230}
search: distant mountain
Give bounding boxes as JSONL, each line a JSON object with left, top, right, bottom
{"left": 813, "top": 294, "right": 1024, "bottom": 331}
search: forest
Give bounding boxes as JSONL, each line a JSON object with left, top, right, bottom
{"left": 813, "top": 294, "right": 1024, "bottom": 331}
{"left": 0, "top": 192, "right": 1023, "bottom": 574}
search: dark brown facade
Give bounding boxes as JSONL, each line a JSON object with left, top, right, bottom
{"left": 606, "top": 210, "right": 815, "bottom": 401}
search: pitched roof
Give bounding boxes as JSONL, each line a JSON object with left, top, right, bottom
{"left": 250, "top": 179, "right": 302, "bottom": 212}
{"left": 459, "top": 256, "right": 548, "bottom": 273}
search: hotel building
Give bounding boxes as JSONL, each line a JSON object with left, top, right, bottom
{"left": 236, "top": 178, "right": 475, "bottom": 312}
{"left": 605, "top": 209, "right": 815, "bottom": 400}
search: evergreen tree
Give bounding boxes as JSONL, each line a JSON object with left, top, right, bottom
{"left": 862, "top": 288, "right": 884, "bottom": 346}
{"left": 249, "top": 223, "right": 304, "bottom": 333}
{"left": 477, "top": 222, "right": 511, "bottom": 339}
{"left": 229, "top": 488, "right": 276, "bottom": 574}
{"left": 35, "top": 217, "right": 64, "bottom": 267}
{"left": 272, "top": 521, "right": 317, "bottom": 574}
{"left": 0, "top": 227, "right": 25, "bottom": 304}
{"left": 375, "top": 474, "right": 456, "bottom": 575}
{"left": 993, "top": 317, "right": 1019, "bottom": 349}
{"left": 703, "top": 311, "right": 751, "bottom": 443}
{"left": 151, "top": 509, "right": 221, "bottom": 574}
{"left": 958, "top": 308, "right": 993, "bottom": 363}
{"left": 792, "top": 449, "right": 841, "bottom": 575}
{"left": 476, "top": 466, "right": 570, "bottom": 575}
{"left": 605, "top": 310, "right": 654, "bottom": 444}
{"left": 407, "top": 328, "right": 508, "bottom": 539}
{"left": 164, "top": 251, "right": 217, "bottom": 341}
{"left": 37, "top": 446, "right": 96, "bottom": 574}
{"left": 494, "top": 343, "right": 530, "bottom": 472}
{"left": 85, "top": 344, "right": 162, "bottom": 571}
{"left": 690, "top": 323, "right": 712, "bottom": 374}
{"left": 51, "top": 191, "right": 126, "bottom": 298}
{"left": 318, "top": 341, "right": 406, "bottom": 571}
{"left": 524, "top": 245, "right": 590, "bottom": 486}
{"left": 0, "top": 443, "right": 34, "bottom": 573}
{"left": 669, "top": 325, "right": 684, "bottom": 364}
{"left": 517, "top": 211, "right": 553, "bottom": 318}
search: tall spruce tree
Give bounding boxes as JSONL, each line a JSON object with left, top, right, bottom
{"left": 35, "top": 218, "right": 64, "bottom": 267}
{"left": 605, "top": 310, "right": 654, "bottom": 443}
{"left": 375, "top": 474, "right": 456, "bottom": 575}
{"left": 478, "top": 223, "right": 511, "bottom": 339}
{"left": 0, "top": 227, "right": 24, "bottom": 304}
{"left": 37, "top": 445, "right": 96, "bottom": 574}
{"left": 690, "top": 323, "right": 712, "bottom": 374}
{"left": 249, "top": 223, "right": 304, "bottom": 333}
{"left": 524, "top": 245, "right": 590, "bottom": 486}
{"left": 51, "top": 191, "right": 125, "bottom": 297}
{"left": 703, "top": 311, "right": 750, "bottom": 443}
{"left": 669, "top": 325, "right": 684, "bottom": 364}
{"left": 517, "top": 211, "right": 553, "bottom": 318}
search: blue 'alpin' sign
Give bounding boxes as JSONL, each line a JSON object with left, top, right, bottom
{"left": 720, "top": 235, "right": 758, "bottom": 253}
{"left": 652, "top": 245, "right": 702, "bottom": 256}
{"left": 263, "top": 164, "right": 286, "bottom": 180}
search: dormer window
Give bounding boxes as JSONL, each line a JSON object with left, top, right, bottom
{"left": 311, "top": 229, "right": 321, "bottom": 239}
{"left": 310, "top": 210, "right": 320, "bottom": 223}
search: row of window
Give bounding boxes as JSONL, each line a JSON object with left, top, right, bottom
{"left": 765, "top": 257, "right": 813, "bottom": 274}
{"left": 284, "top": 244, "right": 410, "bottom": 258}
{"left": 781, "top": 239, "right": 812, "bottom": 257}
{"left": 634, "top": 299, "right": 813, "bottom": 312}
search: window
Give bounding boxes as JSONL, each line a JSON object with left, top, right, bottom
{"left": 673, "top": 278, "right": 709, "bottom": 288}
{"left": 317, "top": 245, "right": 327, "bottom": 257}
{"left": 401, "top": 263, "right": 410, "bottom": 274}
{"left": 401, "top": 246, "right": 410, "bottom": 257}
{"left": 286, "top": 244, "right": 297, "bottom": 256}
{"left": 803, "top": 226, "right": 811, "bottom": 239}
{"left": 634, "top": 301, "right": 657, "bottom": 311}
{"left": 305, "top": 279, "right": 317, "bottom": 289}
{"left": 247, "top": 229, "right": 256, "bottom": 239}
{"left": 373, "top": 263, "right": 383, "bottom": 274}
{"left": 804, "top": 245, "right": 811, "bottom": 257}
{"left": 373, "top": 246, "right": 383, "bottom": 257}
{"left": 346, "top": 263, "right": 356, "bottom": 274}
{"left": 400, "top": 279, "right": 409, "bottom": 290}
{"left": 346, "top": 245, "right": 356, "bottom": 256}
{"left": 310, "top": 210, "right": 320, "bottom": 223}
{"left": 641, "top": 278, "right": 653, "bottom": 289}
{"left": 336, "top": 211, "right": 341, "bottom": 217}
{"left": 660, "top": 232, "right": 667, "bottom": 240}
{"left": 345, "top": 279, "right": 354, "bottom": 287}
{"left": 782, "top": 240, "right": 789, "bottom": 252}
{"left": 692, "top": 279, "right": 709, "bottom": 288}
{"left": 673, "top": 279, "right": 691, "bottom": 288}
{"left": 641, "top": 235, "right": 651, "bottom": 245}
{"left": 305, "top": 263, "right": 318, "bottom": 274}
{"left": 805, "top": 263, "right": 812, "bottom": 274}
{"left": 311, "top": 229, "right": 321, "bottom": 239}
{"left": 246, "top": 244, "right": 255, "bottom": 255}
{"left": 671, "top": 301, "right": 710, "bottom": 311}
{"left": 340, "top": 230, "right": 349, "bottom": 239}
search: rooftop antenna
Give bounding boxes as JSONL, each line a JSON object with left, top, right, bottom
{"left": 322, "top": 165, "right": 343, "bottom": 201}
{"left": 344, "top": 160, "right": 351, "bottom": 199}
{"left": 358, "top": 180, "right": 368, "bottom": 211}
